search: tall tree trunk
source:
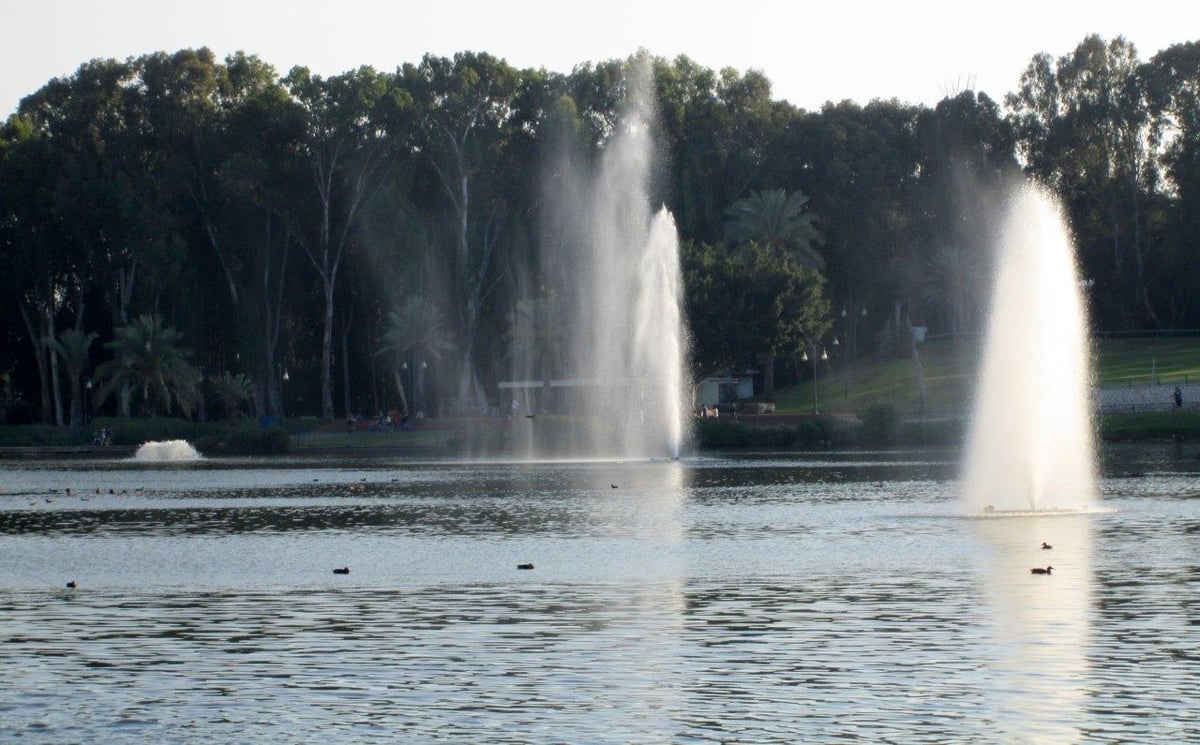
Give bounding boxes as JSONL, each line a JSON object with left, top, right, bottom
{"left": 116, "top": 264, "right": 136, "bottom": 418}
{"left": 341, "top": 306, "right": 353, "bottom": 419}
{"left": 1129, "top": 174, "right": 1160, "bottom": 326}
{"left": 262, "top": 213, "right": 289, "bottom": 417}
{"left": 321, "top": 278, "right": 335, "bottom": 420}
{"left": 18, "top": 302, "right": 51, "bottom": 424}
{"left": 392, "top": 367, "right": 409, "bottom": 414}
{"left": 44, "top": 307, "right": 63, "bottom": 427}
{"left": 69, "top": 375, "right": 83, "bottom": 431}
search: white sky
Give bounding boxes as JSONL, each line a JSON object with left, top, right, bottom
{"left": 3, "top": 0, "right": 1197, "bottom": 118}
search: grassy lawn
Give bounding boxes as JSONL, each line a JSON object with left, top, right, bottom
{"left": 770, "top": 334, "right": 1200, "bottom": 416}
{"left": 772, "top": 336, "right": 980, "bottom": 416}
{"left": 1093, "top": 335, "right": 1200, "bottom": 386}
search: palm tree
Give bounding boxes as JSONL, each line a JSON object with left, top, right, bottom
{"left": 94, "top": 314, "right": 203, "bottom": 417}
{"left": 209, "top": 371, "right": 254, "bottom": 420}
{"left": 725, "top": 189, "right": 826, "bottom": 396}
{"left": 377, "top": 297, "right": 454, "bottom": 414}
{"left": 922, "top": 244, "right": 985, "bottom": 335}
{"left": 724, "top": 189, "right": 825, "bottom": 270}
{"left": 47, "top": 328, "right": 98, "bottom": 430}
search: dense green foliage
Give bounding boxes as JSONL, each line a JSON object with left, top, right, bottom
{"left": 3, "top": 37, "right": 1199, "bottom": 426}
{"left": 1099, "top": 410, "right": 1200, "bottom": 442}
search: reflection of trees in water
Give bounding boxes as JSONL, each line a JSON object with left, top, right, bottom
{"left": 0, "top": 499, "right": 592, "bottom": 537}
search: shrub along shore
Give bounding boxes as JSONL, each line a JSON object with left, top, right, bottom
{"left": 5, "top": 407, "right": 1200, "bottom": 457}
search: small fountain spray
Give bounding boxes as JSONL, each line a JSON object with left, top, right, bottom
{"left": 133, "top": 440, "right": 202, "bottom": 462}
{"left": 963, "top": 183, "right": 1097, "bottom": 513}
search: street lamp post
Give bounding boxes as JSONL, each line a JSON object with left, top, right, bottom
{"left": 401, "top": 358, "right": 428, "bottom": 419}
{"left": 85, "top": 379, "right": 93, "bottom": 429}
{"left": 803, "top": 342, "right": 833, "bottom": 414}
{"left": 281, "top": 367, "right": 289, "bottom": 419}
{"left": 417, "top": 359, "right": 427, "bottom": 415}
{"left": 402, "top": 360, "right": 412, "bottom": 415}
{"left": 842, "top": 306, "right": 867, "bottom": 400}
{"left": 842, "top": 306, "right": 868, "bottom": 360}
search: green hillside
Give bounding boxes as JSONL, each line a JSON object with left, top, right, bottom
{"left": 769, "top": 334, "right": 1200, "bottom": 417}
{"left": 1093, "top": 335, "right": 1200, "bottom": 386}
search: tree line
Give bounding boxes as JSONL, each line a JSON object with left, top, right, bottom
{"left": 2, "top": 36, "right": 1198, "bottom": 426}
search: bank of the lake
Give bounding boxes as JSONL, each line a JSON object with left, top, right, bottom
{"left": 6, "top": 407, "right": 1200, "bottom": 460}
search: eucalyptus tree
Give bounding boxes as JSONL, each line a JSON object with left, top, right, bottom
{"left": 1144, "top": 42, "right": 1200, "bottom": 326}
{"left": 1007, "top": 35, "right": 1159, "bottom": 327}
{"left": 283, "top": 65, "right": 412, "bottom": 419}
{"left": 403, "top": 52, "right": 522, "bottom": 413}
{"left": 17, "top": 55, "right": 195, "bottom": 416}
{"left": 216, "top": 53, "right": 308, "bottom": 416}
{"left": 0, "top": 116, "right": 67, "bottom": 424}
{"left": 650, "top": 56, "right": 720, "bottom": 240}
{"left": 910, "top": 91, "right": 1018, "bottom": 335}
{"left": 775, "top": 99, "right": 923, "bottom": 330}
{"left": 19, "top": 56, "right": 175, "bottom": 331}
{"left": 652, "top": 56, "right": 768, "bottom": 244}
{"left": 562, "top": 58, "right": 630, "bottom": 149}
{"left": 713, "top": 68, "right": 779, "bottom": 195}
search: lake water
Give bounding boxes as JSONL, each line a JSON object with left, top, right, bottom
{"left": 1, "top": 446, "right": 1197, "bottom": 742}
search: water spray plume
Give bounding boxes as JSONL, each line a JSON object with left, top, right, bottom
{"left": 525, "top": 61, "right": 689, "bottom": 459}
{"left": 963, "top": 183, "right": 1096, "bottom": 513}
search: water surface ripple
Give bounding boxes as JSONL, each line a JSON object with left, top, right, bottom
{"left": 1, "top": 451, "right": 1197, "bottom": 742}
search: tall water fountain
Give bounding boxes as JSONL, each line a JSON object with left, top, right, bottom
{"left": 526, "top": 62, "right": 689, "bottom": 459}
{"left": 963, "top": 183, "right": 1097, "bottom": 512}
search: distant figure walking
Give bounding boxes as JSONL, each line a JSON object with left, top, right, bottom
{"left": 1175, "top": 386, "right": 1183, "bottom": 409}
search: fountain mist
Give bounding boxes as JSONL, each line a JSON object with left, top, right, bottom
{"left": 963, "top": 183, "right": 1096, "bottom": 512}
{"left": 532, "top": 62, "right": 689, "bottom": 459}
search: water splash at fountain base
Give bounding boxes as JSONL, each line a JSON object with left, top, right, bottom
{"left": 133, "top": 440, "right": 202, "bottom": 462}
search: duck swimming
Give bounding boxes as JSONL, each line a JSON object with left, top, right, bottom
{"left": 332, "top": 567, "right": 350, "bottom": 575}
{"left": 517, "top": 563, "right": 534, "bottom": 570}
{"left": 1030, "top": 566, "right": 1053, "bottom": 575}
{"left": 1041, "top": 542, "right": 1053, "bottom": 550}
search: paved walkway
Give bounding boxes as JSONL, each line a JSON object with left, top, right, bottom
{"left": 1096, "top": 383, "right": 1200, "bottom": 414}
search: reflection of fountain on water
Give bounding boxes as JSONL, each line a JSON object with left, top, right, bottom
{"left": 972, "top": 516, "right": 1092, "bottom": 741}
{"left": 524, "top": 60, "right": 689, "bottom": 460}
{"left": 133, "top": 440, "right": 202, "bottom": 462}
{"left": 963, "top": 183, "right": 1096, "bottom": 513}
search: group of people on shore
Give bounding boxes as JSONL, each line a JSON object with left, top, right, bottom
{"left": 696, "top": 403, "right": 741, "bottom": 421}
